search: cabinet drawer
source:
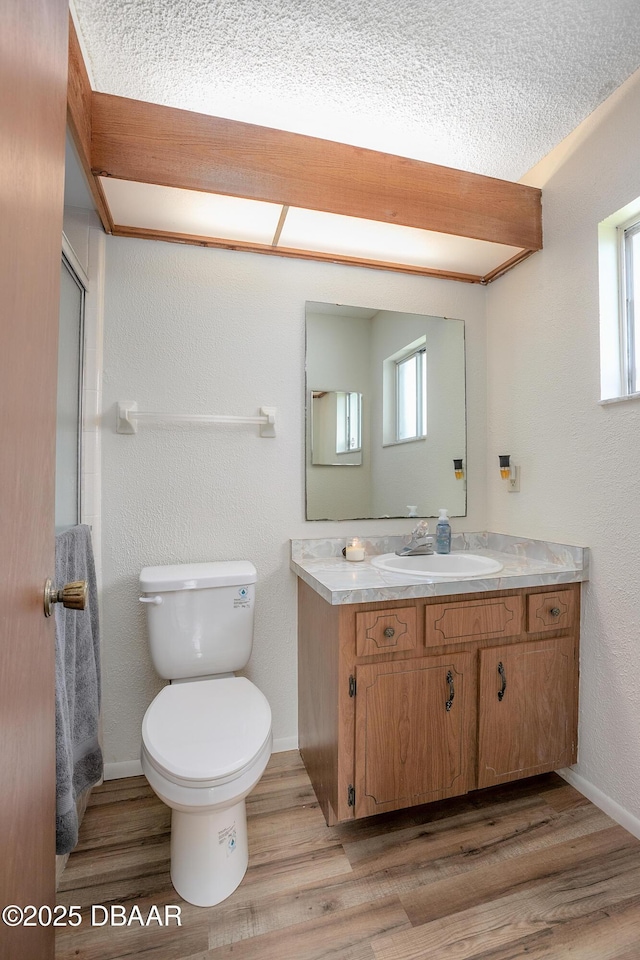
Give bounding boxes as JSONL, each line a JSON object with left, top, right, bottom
{"left": 425, "top": 595, "right": 522, "bottom": 647}
{"left": 356, "top": 607, "right": 417, "bottom": 657}
{"left": 527, "top": 590, "right": 575, "bottom": 632}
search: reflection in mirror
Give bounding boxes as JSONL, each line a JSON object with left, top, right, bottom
{"left": 311, "top": 391, "right": 363, "bottom": 465}
{"left": 306, "top": 302, "right": 466, "bottom": 521}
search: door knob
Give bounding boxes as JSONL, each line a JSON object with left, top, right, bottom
{"left": 43, "top": 579, "right": 88, "bottom": 618}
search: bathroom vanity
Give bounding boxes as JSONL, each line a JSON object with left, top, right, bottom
{"left": 292, "top": 534, "right": 588, "bottom": 826}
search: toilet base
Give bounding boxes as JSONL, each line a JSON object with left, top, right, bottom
{"left": 170, "top": 799, "right": 249, "bottom": 906}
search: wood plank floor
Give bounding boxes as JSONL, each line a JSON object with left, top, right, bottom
{"left": 56, "top": 751, "right": 640, "bottom": 960}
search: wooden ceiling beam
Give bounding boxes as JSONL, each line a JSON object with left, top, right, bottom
{"left": 91, "top": 93, "right": 542, "bottom": 251}
{"left": 66, "top": 17, "right": 113, "bottom": 232}
{"left": 67, "top": 19, "right": 91, "bottom": 167}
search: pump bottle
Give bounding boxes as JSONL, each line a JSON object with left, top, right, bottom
{"left": 435, "top": 508, "right": 451, "bottom": 554}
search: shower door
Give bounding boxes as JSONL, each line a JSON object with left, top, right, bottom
{"left": 56, "top": 254, "right": 85, "bottom": 531}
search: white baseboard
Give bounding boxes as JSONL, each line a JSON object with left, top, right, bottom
{"left": 103, "top": 736, "right": 299, "bottom": 781}
{"left": 103, "top": 759, "right": 143, "bottom": 780}
{"left": 273, "top": 736, "right": 298, "bottom": 753}
{"left": 557, "top": 767, "right": 640, "bottom": 841}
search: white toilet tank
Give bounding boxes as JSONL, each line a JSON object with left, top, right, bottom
{"left": 140, "top": 561, "right": 257, "bottom": 680}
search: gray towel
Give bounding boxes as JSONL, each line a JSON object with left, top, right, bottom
{"left": 55, "top": 524, "right": 103, "bottom": 855}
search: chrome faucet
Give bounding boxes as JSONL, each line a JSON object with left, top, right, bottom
{"left": 395, "top": 521, "right": 435, "bottom": 556}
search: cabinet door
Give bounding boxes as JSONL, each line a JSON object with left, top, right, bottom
{"left": 353, "top": 653, "right": 473, "bottom": 818}
{"left": 478, "top": 637, "right": 577, "bottom": 789}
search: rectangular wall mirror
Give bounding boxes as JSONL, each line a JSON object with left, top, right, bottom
{"left": 305, "top": 301, "right": 466, "bottom": 521}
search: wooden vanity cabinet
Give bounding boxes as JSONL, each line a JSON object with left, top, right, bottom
{"left": 297, "top": 580, "right": 579, "bottom": 826}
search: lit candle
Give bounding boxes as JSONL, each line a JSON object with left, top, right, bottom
{"left": 345, "top": 538, "right": 365, "bottom": 562}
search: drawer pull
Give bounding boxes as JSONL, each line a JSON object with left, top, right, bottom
{"left": 383, "top": 626, "right": 395, "bottom": 638}
{"left": 445, "top": 670, "right": 454, "bottom": 712}
{"left": 549, "top": 607, "right": 561, "bottom": 617}
{"left": 498, "top": 661, "right": 507, "bottom": 701}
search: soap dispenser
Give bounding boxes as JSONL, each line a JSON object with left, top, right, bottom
{"left": 435, "top": 508, "right": 451, "bottom": 554}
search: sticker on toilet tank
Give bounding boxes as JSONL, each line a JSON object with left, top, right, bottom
{"left": 218, "top": 822, "right": 237, "bottom": 856}
{"left": 233, "top": 586, "right": 252, "bottom": 609}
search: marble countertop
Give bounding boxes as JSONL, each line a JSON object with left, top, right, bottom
{"left": 290, "top": 532, "right": 589, "bottom": 605}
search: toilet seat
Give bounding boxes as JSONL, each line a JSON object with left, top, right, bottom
{"left": 142, "top": 676, "right": 272, "bottom": 788}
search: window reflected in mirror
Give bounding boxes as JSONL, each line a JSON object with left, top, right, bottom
{"left": 311, "top": 391, "right": 363, "bottom": 465}
{"left": 383, "top": 336, "right": 427, "bottom": 444}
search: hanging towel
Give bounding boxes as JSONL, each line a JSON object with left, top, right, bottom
{"left": 55, "top": 524, "right": 103, "bottom": 855}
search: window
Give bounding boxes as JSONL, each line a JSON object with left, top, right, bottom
{"left": 621, "top": 218, "right": 640, "bottom": 395}
{"left": 382, "top": 336, "right": 427, "bottom": 445}
{"left": 396, "top": 346, "right": 426, "bottom": 441}
{"left": 335, "top": 391, "right": 361, "bottom": 453}
{"left": 598, "top": 199, "right": 640, "bottom": 402}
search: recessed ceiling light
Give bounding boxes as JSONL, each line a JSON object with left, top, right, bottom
{"left": 279, "top": 206, "right": 521, "bottom": 275}
{"left": 99, "top": 178, "right": 282, "bottom": 245}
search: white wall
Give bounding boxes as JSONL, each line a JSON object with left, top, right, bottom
{"left": 100, "top": 238, "right": 487, "bottom": 771}
{"left": 487, "top": 69, "right": 640, "bottom": 827}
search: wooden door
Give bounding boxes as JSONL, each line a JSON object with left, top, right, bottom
{"left": 477, "top": 637, "right": 577, "bottom": 789}
{"left": 354, "top": 653, "right": 473, "bottom": 818}
{"left": 0, "top": 1, "right": 68, "bottom": 958}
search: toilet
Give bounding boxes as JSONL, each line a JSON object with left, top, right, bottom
{"left": 139, "top": 561, "right": 272, "bottom": 907}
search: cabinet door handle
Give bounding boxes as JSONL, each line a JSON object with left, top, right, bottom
{"left": 549, "top": 607, "right": 561, "bottom": 617}
{"left": 383, "top": 626, "right": 395, "bottom": 638}
{"left": 497, "top": 661, "right": 507, "bottom": 701}
{"left": 445, "top": 670, "right": 454, "bottom": 712}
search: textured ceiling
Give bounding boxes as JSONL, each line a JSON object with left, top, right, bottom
{"left": 72, "top": 0, "right": 640, "bottom": 181}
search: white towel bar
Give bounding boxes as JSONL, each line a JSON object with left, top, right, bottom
{"left": 116, "top": 401, "right": 276, "bottom": 437}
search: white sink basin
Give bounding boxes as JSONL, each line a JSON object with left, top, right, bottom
{"left": 370, "top": 551, "right": 503, "bottom": 579}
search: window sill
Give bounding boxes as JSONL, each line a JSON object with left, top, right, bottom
{"left": 382, "top": 436, "right": 426, "bottom": 448}
{"left": 599, "top": 391, "right": 640, "bottom": 405}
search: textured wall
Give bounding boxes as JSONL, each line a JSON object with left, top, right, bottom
{"left": 486, "top": 71, "right": 640, "bottom": 821}
{"left": 100, "top": 239, "right": 487, "bottom": 766}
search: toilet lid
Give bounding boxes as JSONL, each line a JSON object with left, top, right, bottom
{"left": 142, "top": 677, "right": 272, "bottom": 783}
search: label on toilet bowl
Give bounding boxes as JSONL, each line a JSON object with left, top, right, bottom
{"left": 218, "top": 822, "right": 237, "bottom": 856}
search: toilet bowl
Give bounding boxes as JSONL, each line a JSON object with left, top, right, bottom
{"left": 141, "top": 676, "right": 272, "bottom": 906}
{"left": 139, "top": 561, "right": 272, "bottom": 907}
